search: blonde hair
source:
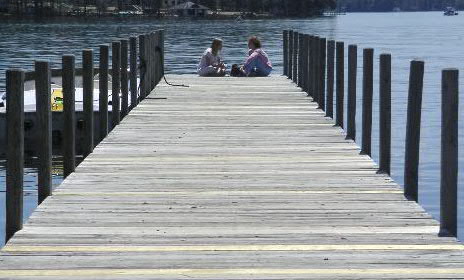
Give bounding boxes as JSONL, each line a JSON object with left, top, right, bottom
{"left": 211, "top": 38, "right": 223, "bottom": 56}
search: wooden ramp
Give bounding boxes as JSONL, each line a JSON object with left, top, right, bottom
{"left": 1, "top": 74, "right": 463, "bottom": 279}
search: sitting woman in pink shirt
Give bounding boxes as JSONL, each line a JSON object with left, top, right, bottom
{"left": 232, "top": 36, "right": 272, "bottom": 77}
{"left": 198, "top": 38, "right": 226, "bottom": 77}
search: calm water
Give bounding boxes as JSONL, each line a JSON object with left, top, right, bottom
{"left": 0, "top": 12, "right": 463, "bottom": 245}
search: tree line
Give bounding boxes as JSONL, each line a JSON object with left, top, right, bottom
{"left": 339, "top": 0, "right": 464, "bottom": 12}
{"left": 1, "top": 0, "right": 337, "bottom": 16}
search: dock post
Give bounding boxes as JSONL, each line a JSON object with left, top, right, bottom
{"left": 361, "top": 48, "right": 374, "bottom": 156}
{"left": 310, "top": 36, "right": 318, "bottom": 100}
{"left": 346, "top": 45, "right": 357, "bottom": 141}
{"left": 129, "top": 37, "right": 138, "bottom": 110}
{"left": 308, "top": 35, "right": 314, "bottom": 96}
{"left": 35, "top": 61, "right": 53, "bottom": 205}
{"left": 404, "top": 60, "right": 424, "bottom": 202}
{"left": 314, "top": 36, "right": 321, "bottom": 105}
{"left": 159, "top": 30, "right": 165, "bottom": 78}
{"left": 82, "top": 49, "right": 94, "bottom": 157}
{"left": 112, "top": 41, "right": 121, "bottom": 129}
{"left": 149, "top": 32, "right": 154, "bottom": 91}
{"left": 62, "top": 55, "right": 76, "bottom": 178}
{"left": 35, "top": 61, "right": 52, "bottom": 204}
{"left": 138, "top": 34, "right": 147, "bottom": 101}
{"left": 121, "top": 40, "right": 129, "bottom": 118}
{"left": 319, "top": 37, "right": 327, "bottom": 110}
{"left": 298, "top": 33, "right": 304, "bottom": 88}
{"left": 326, "top": 40, "right": 335, "bottom": 118}
{"left": 99, "top": 45, "right": 109, "bottom": 142}
{"left": 293, "top": 31, "right": 298, "bottom": 84}
{"left": 5, "top": 69, "right": 24, "bottom": 243}
{"left": 288, "top": 30, "right": 294, "bottom": 80}
{"left": 378, "top": 54, "right": 392, "bottom": 175}
{"left": 439, "top": 68, "right": 459, "bottom": 238}
{"left": 335, "top": 41, "right": 344, "bottom": 128}
{"left": 283, "top": 30, "right": 289, "bottom": 76}
{"left": 303, "top": 35, "right": 309, "bottom": 94}
{"left": 154, "top": 31, "right": 160, "bottom": 85}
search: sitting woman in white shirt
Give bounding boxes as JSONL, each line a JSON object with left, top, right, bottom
{"left": 198, "top": 38, "right": 226, "bottom": 77}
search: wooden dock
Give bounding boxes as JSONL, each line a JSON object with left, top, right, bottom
{"left": 0, "top": 74, "right": 463, "bottom": 279}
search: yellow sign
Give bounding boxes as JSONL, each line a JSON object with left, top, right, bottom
{"left": 51, "top": 89, "right": 63, "bottom": 112}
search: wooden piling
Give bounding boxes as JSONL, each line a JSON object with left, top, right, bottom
{"left": 99, "top": 45, "right": 109, "bottom": 142}
{"left": 35, "top": 61, "right": 52, "bottom": 204}
{"left": 439, "top": 68, "right": 459, "bottom": 238}
{"left": 283, "top": 30, "right": 289, "bottom": 76}
{"left": 304, "top": 34, "right": 310, "bottom": 94}
{"left": 159, "top": 30, "right": 165, "bottom": 78}
{"left": 308, "top": 35, "right": 314, "bottom": 97}
{"left": 335, "top": 41, "right": 345, "bottom": 128}
{"left": 138, "top": 34, "right": 147, "bottom": 100}
{"left": 404, "top": 60, "right": 424, "bottom": 202}
{"left": 319, "top": 37, "right": 327, "bottom": 110}
{"left": 5, "top": 69, "right": 24, "bottom": 243}
{"left": 112, "top": 41, "right": 121, "bottom": 128}
{"left": 120, "top": 39, "right": 129, "bottom": 118}
{"left": 326, "top": 40, "right": 335, "bottom": 118}
{"left": 129, "top": 37, "right": 138, "bottom": 110}
{"left": 361, "top": 48, "right": 374, "bottom": 156}
{"left": 82, "top": 49, "right": 94, "bottom": 157}
{"left": 314, "top": 36, "right": 321, "bottom": 105}
{"left": 298, "top": 33, "right": 304, "bottom": 88}
{"left": 378, "top": 54, "right": 392, "bottom": 175}
{"left": 288, "top": 30, "right": 294, "bottom": 80}
{"left": 62, "top": 55, "right": 76, "bottom": 178}
{"left": 154, "top": 31, "right": 160, "bottom": 86}
{"left": 346, "top": 45, "right": 357, "bottom": 141}
{"left": 293, "top": 31, "right": 299, "bottom": 83}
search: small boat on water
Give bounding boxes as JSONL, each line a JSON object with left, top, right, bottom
{"left": 0, "top": 75, "right": 136, "bottom": 157}
{"left": 444, "top": 7, "right": 459, "bottom": 16}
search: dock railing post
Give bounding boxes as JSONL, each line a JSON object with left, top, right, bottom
{"left": 361, "top": 48, "right": 374, "bottom": 156}
{"left": 150, "top": 32, "right": 155, "bottom": 91}
{"left": 82, "top": 49, "right": 94, "bottom": 157}
{"left": 298, "top": 33, "right": 304, "bottom": 88}
{"left": 35, "top": 61, "right": 52, "bottom": 205}
{"left": 346, "top": 45, "right": 357, "bottom": 141}
{"left": 311, "top": 36, "right": 318, "bottom": 101}
{"left": 159, "top": 30, "right": 165, "bottom": 78}
{"left": 62, "top": 55, "right": 76, "bottom": 178}
{"left": 121, "top": 39, "right": 129, "bottom": 118}
{"left": 404, "top": 60, "right": 424, "bottom": 202}
{"left": 5, "top": 69, "right": 24, "bottom": 243}
{"left": 335, "top": 41, "right": 345, "bottom": 128}
{"left": 293, "top": 31, "right": 298, "bottom": 84}
{"left": 313, "top": 36, "right": 321, "bottom": 105}
{"left": 112, "top": 41, "right": 121, "bottom": 129}
{"left": 288, "top": 30, "right": 294, "bottom": 80}
{"left": 129, "top": 37, "right": 138, "bottom": 110}
{"left": 154, "top": 31, "right": 160, "bottom": 85}
{"left": 439, "top": 68, "right": 459, "bottom": 238}
{"left": 326, "top": 40, "right": 335, "bottom": 118}
{"left": 304, "top": 34, "right": 310, "bottom": 94}
{"left": 283, "top": 30, "right": 289, "bottom": 76}
{"left": 319, "top": 37, "right": 327, "bottom": 110}
{"left": 99, "top": 45, "right": 109, "bottom": 142}
{"left": 378, "top": 54, "right": 392, "bottom": 175}
{"left": 138, "top": 34, "right": 147, "bottom": 101}
{"left": 308, "top": 35, "right": 314, "bottom": 97}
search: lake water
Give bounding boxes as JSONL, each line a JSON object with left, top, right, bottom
{"left": 0, "top": 12, "right": 463, "bottom": 246}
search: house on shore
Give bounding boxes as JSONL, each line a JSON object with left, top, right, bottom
{"left": 169, "top": 1, "right": 210, "bottom": 17}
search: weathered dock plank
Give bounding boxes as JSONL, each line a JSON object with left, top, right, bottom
{"left": 1, "top": 75, "right": 463, "bottom": 279}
